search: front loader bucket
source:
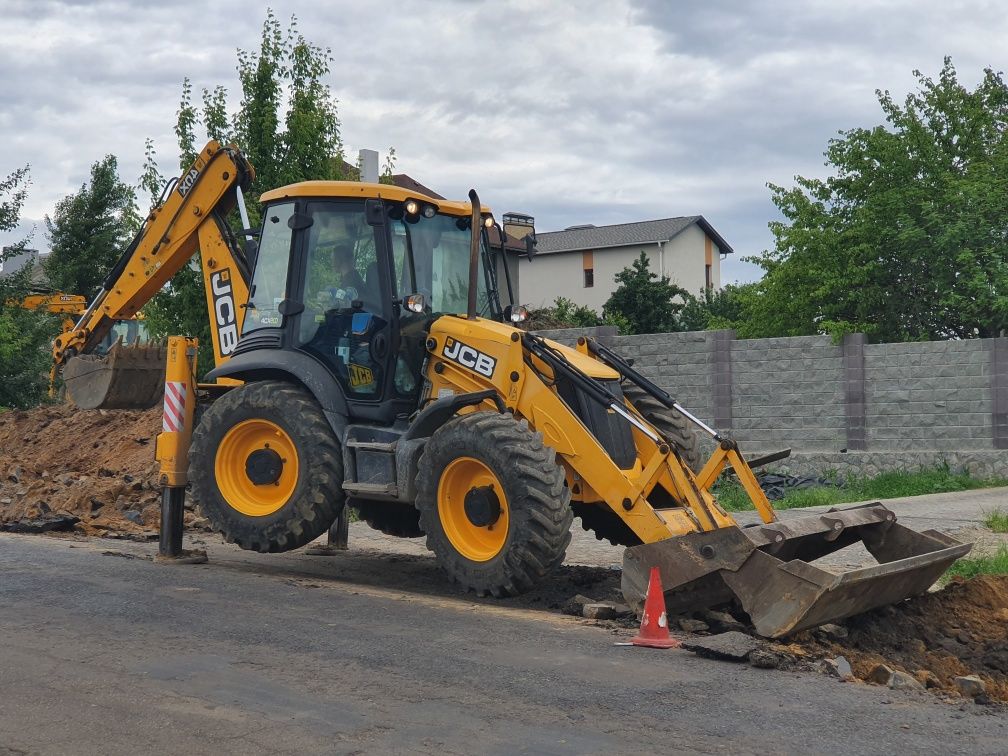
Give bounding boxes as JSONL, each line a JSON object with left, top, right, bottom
{"left": 622, "top": 503, "right": 972, "bottom": 638}
{"left": 63, "top": 341, "right": 167, "bottom": 410}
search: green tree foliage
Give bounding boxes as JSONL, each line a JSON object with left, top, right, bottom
{"left": 137, "top": 137, "right": 165, "bottom": 210}
{"left": 144, "top": 10, "right": 348, "bottom": 376}
{"left": 552, "top": 296, "right": 603, "bottom": 328}
{"left": 679, "top": 283, "right": 757, "bottom": 332}
{"left": 174, "top": 9, "right": 346, "bottom": 220}
{"left": 745, "top": 58, "right": 1008, "bottom": 341}
{"left": 142, "top": 264, "right": 211, "bottom": 366}
{"left": 0, "top": 166, "right": 62, "bottom": 409}
{"left": 0, "top": 165, "right": 29, "bottom": 234}
{"left": 602, "top": 251, "right": 690, "bottom": 334}
{"left": 44, "top": 155, "right": 139, "bottom": 297}
{"left": 524, "top": 296, "right": 633, "bottom": 332}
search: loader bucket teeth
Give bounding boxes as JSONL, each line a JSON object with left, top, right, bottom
{"left": 63, "top": 341, "right": 168, "bottom": 410}
{"left": 622, "top": 503, "right": 972, "bottom": 638}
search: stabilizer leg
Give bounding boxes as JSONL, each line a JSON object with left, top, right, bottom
{"left": 153, "top": 336, "right": 207, "bottom": 565}
{"left": 305, "top": 505, "right": 350, "bottom": 556}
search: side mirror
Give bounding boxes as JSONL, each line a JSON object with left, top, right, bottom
{"left": 365, "top": 198, "right": 385, "bottom": 226}
{"left": 403, "top": 293, "right": 427, "bottom": 313}
{"left": 524, "top": 234, "right": 537, "bottom": 261}
{"left": 503, "top": 304, "right": 529, "bottom": 324}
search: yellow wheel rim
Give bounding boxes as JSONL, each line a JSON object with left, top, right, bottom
{"left": 214, "top": 418, "right": 299, "bottom": 517}
{"left": 437, "top": 456, "right": 509, "bottom": 562}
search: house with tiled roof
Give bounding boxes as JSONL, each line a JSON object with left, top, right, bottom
{"left": 512, "top": 216, "right": 733, "bottom": 310}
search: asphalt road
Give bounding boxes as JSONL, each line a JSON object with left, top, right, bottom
{"left": 1, "top": 533, "right": 1005, "bottom": 755}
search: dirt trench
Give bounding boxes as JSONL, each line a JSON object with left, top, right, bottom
{"left": 0, "top": 404, "right": 206, "bottom": 536}
{"left": 788, "top": 575, "right": 1008, "bottom": 701}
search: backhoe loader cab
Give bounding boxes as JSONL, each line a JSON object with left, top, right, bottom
{"left": 223, "top": 183, "right": 504, "bottom": 421}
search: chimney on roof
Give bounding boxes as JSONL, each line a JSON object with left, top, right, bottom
{"left": 358, "top": 149, "right": 379, "bottom": 183}
{"left": 503, "top": 212, "right": 535, "bottom": 241}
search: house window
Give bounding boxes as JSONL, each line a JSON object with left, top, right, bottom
{"left": 705, "top": 263, "right": 712, "bottom": 289}
{"left": 584, "top": 268, "right": 594, "bottom": 288}
{"left": 582, "top": 250, "right": 593, "bottom": 288}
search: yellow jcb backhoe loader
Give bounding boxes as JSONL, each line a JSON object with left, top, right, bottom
{"left": 15, "top": 290, "right": 148, "bottom": 399}
{"left": 16, "top": 291, "right": 88, "bottom": 325}
{"left": 54, "top": 140, "right": 971, "bottom": 637}
{"left": 16, "top": 290, "right": 147, "bottom": 347}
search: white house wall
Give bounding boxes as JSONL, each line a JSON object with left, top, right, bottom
{"left": 662, "top": 224, "right": 721, "bottom": 297}
{"left": 516, "top": 224, "right": 722, "bottom": 310}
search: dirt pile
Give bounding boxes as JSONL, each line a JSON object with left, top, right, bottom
{"left": 0, "top": 404, "right": 202, "bottom": 537}
{"left": 795, "top": 575, "right": 1008, "bottom": 701}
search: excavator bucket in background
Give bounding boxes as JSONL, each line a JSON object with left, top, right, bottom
{"left": 622, "top": 503, "right": 972, "bottom": 639}
{"left": 63, "top": 340, "right": 168, "bottom": 410}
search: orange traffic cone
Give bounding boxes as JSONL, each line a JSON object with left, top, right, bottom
{"left": 631, "top": 566, "right": 681, "bottom": 649}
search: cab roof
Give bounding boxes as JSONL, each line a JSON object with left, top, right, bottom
{"left": 259, "top": 181, "right": 491, "bottom": 217}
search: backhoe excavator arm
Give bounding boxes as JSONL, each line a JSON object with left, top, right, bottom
{"left": 53, "top": 141, "right": 256, "bottom": 409}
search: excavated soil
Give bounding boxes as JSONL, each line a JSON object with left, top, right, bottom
{"left": 0, "top": 404, "right": 207, "bottom": 537}
{"left": 792, "top": 575, "right": 1008, "bottom": 701}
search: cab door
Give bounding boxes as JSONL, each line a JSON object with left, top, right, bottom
{"left": 291, "top": 200, "right": 399, "bottom": 415}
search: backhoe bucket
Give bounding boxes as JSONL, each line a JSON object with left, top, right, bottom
{"left": 63, "top": 341, "right": 167, "bottom": 410}
{"left": 622, "top": 503, "right": 972, "bottom": 638}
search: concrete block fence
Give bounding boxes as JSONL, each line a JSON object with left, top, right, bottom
{"left": 532, "top": 326, "right": 1008, "bottom": 478}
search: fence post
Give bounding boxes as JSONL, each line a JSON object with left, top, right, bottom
{"left": 842, "top": 333, "right": 867, "bottom": 451}
{"left": 991, "top": 338, "right": 1008, "bottom": 450}
{"left": 711, "top": 329, "right": 734, "bottom": 430}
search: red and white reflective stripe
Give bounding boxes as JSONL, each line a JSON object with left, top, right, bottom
{"left": 162, "top": 381, "right": 186, "bottom": 433}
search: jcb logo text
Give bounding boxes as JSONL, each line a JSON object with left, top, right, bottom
{"left": 211, "top": 269, "right": 238, "bottom": 356}
{"left": 442, "top": 337, "right": 496, "bottom": 379}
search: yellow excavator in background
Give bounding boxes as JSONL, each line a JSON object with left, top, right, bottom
{"left": 16, "top": 291, "right": 88, "bottom": 329}
{"left": 15, "top": 289, "right": 147, "bottom": 351}
{"left": 52, "top": 140, "right": 971, "bottom": 638}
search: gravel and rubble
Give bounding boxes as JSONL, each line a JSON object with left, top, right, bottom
{"left": 791, "top": 575, "right": 1008, "bottom": 703}
{"left": 664, "top": 575, "right": 1008, "bottom": 705}
{"left": 0, "top": 404, "right": 208, "bottom": 538}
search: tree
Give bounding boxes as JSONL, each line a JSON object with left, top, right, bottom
{"left": 137, "top": 137, "right": 165, "bottom": 210}
{"left": 0, "top": 166, "right": 62, "bottom": 409}
{"left": 746, "top": 58, "right": 1008, "bottom": 341}
{"left": 380, "top": 147, "right": 397, "bottom": 185}
{"left": 44, "top": 155, "right": 139, "bottom": 297}
{"left": 0, "top": 165, "right": 29, "bottom": 237}
{"left": 173, "top": 9, "right": 346, "bottom": 222}
{"left": 678, "top": 283, "right": 757, "bottom": 332}
{"left": 146, "top": 10, "right": 349, "bottom": 376}
{"left": 602, "top": 252, "right": 690, "bottom": 334}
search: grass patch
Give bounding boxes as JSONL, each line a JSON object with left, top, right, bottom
{"left": 983, "top": 508, "right": 1008, "bottom": 533}
{"left": 713, "top": 466, "right": 1008, "bottom": 512}
{"left": 944, "top": 546, "right": 1008, "bottom": 581}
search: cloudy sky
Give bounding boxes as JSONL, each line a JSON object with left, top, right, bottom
{"left": 1, "top": 0, "right": 1005, "bottom": 284}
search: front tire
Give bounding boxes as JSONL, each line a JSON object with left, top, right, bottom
{"left": 189, "top": 380, "right": 345, "bottom": 552}
{"left": 415, "top": 412, "right": 573, "bottom": 597}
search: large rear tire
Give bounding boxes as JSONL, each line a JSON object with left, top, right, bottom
{"left": 415, "top": 412, "right": 573, "bottom": 597}
{"left": 189, "top": 380, "right": 344, "bottom": 552}
{"left": 622, "top": 384, "right": 702, "bottom": 472}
